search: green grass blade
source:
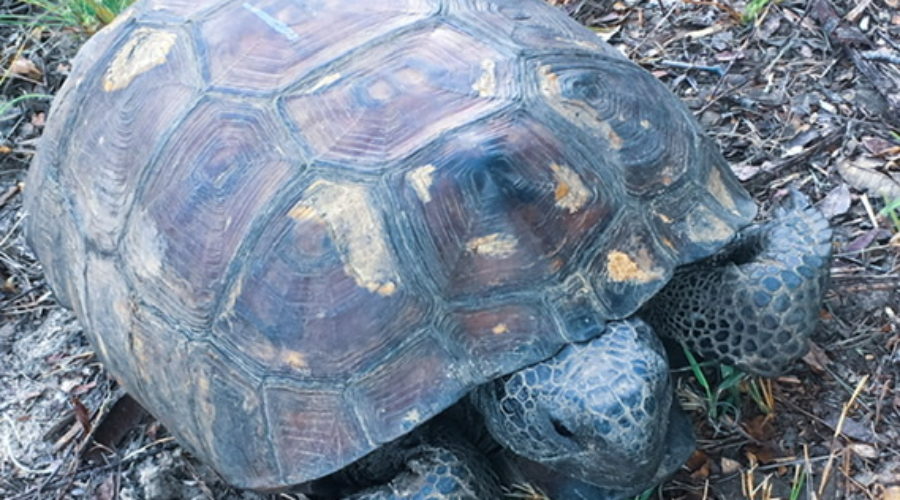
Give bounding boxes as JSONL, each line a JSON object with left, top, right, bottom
{"left": 0, "top": 93, "right": 53, "bottom": 118}
{"left": 789, "top": 467, "right": 807, "bottom": 500}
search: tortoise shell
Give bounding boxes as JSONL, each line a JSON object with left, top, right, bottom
{"left": 25, "top": 0, "right": 757, "bottom": 489}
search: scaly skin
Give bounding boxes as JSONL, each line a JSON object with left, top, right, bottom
{"left": 641, "top": 190, "right": 832, "bottom": 376}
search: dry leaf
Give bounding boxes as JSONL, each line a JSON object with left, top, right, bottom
{"left": 70, "top": 395, "right": 92, "bottom": 435}
{"left": 690, "top": 460, "right": 711, "bottom": 480}
{"left": 885, "top": 486, "right": 900, "bottom": 500}
{"left": 95, "top": 474, "right": 118, "bottom": 500}
{"left": 845, "top": 228, "right": 881, "bottom": 253}
{"left": 743, "top": 414, "right": 776, "bottom": 441}
{"left": 802, "top": 341, "right": 831, "bottom": 374}
{"left": 745, "top": 444, "right": 778, "bottom": 464}
{"left": 862, "top": 136, "right": 897, "bottom": 156}
{"left": 685, "top": 450, "right": 711, "bottom": 479}
{"left": 837, "top": 159, "right": 900, "bottom": 200}
{"left": 8, "top": 57, "right": 42, "bottom": 80}
{"left": 817, "top": 183, "right": 852, "bottom": 218}
{"left": 848, "top": 443, "right": 878, "bottom": 458}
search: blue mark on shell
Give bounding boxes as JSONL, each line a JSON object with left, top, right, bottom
{"left": 242, "top": 3, "right": 299, "bottom": 41}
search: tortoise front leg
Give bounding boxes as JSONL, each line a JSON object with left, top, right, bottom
{"left": 641, "top": 190, "right": 832, "bottom": 376}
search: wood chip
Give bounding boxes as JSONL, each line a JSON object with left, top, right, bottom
{"left": 848, "top": 443, "right": 878, "bottom": 458}
{"left": 720, "top": 457, "right": 742, "bottom": 474}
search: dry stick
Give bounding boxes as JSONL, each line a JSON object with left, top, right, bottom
{"left": 803, "top": 444, "right": 815, "bottom": 500}
{"left": 817, "top": 374, "right": 870, "bottom": 497}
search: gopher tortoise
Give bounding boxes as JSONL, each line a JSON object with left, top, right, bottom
{"left": 24, "top": 0, "right": 832, "bottom": 497}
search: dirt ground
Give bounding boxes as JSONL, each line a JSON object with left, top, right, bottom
{"left": 1, "top": 0, "right": 898, "bottom": 499}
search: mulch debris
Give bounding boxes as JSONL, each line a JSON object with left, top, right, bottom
{"left": 2, "top": 0, "right": 898, "bottom": 498}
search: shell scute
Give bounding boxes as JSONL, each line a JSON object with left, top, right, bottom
{"left": 121, "top": 97, "right": 303, "bottom": 331}
{"left": 196, "top": 0, "right": 438, "bottom": 93}
{"left": 531, "top": 54, "right": 699, "bottom": 197}
{"left": 448, "top": 301, "right": 563, "bottom": 378}
{"left": 263, "top": 383, "right": 371, "bottom": 486}
{"left": 282, "top": 24, "right": 517, "bottom": 166}
{"left": 351, "top": 333, "right": 469, "bottom": 444}
{"left": 392, "top": 112, "right": 618, "bottom": 301}
{"left": 60, "top": 23, "right": 200, "bottom": 252}
{"left": 211, "top": 184, "right": 431, "bottom": 381}
{"left": 189, "top": 345, "right": 279, "bottom": 488}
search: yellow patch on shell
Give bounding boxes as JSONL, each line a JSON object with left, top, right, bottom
{"left": 707, "top": 168, "right": 738, "bottom": 213}
{"left": 305, "top": 72, "right": 342, "bottom": 93}
{"left": 686, "top": 204, "right": 734, "bottom": 243}
{"left": 492, "top": 323, "right": 509, "bottom": 335}
{"left": 569, "top": 38, "right": 603, "bottom": 51}
{"left": 538, "top": 65, "right": 622, "bottom": 150}
{"left": 606, "top": 250, "right": 663, "bottom": 283}
{"left": 103, "top": 28, "right": 177, "bottom": 92}
{"left": 125, "top": 209, "right": 166, "bottom": 280}
{"left": 289, "top": 180, "right": 399, "bottom": 296}
{"left": 605, "top": 126, "right": 623, "bottom": 149}
{"left": 549, "top": 258, "right": 565, "bottom": 273}
{"left": 406, "top": 164, "right": 437, "bottom": 203}
{"left": 281, "top": 350, "right": 308, "bottom": 370}
{"left": 397, "top": 66, "right": 428, "bottom": 86}
{"left": 367, "top": 79, "right": 395, "bottom": 101}
{"left": 402, "top": 409, "right": 423, "bottom": 426}
{"left": 640, "top": 119, "right": 651, "bottom": 129}
{"left": 550, "top": 163, "right": 589, "bottom": 213}
{"left": 538, "top": 65, "right": 560, "bottom": 95}
{"left": 472, "top": 59, "right": 497, "bottom": 97}
{"left": 467, "top": 233, "right": 518, "bottom": 258}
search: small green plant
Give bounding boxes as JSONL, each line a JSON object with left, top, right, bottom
{"left": 681, "top": 343, "right": 745, "bottom": 420}
{"left": 680, "top": 343, "right": 775, "bottom": 420}
{"left": 742, "top": 0, "right": 774, "bottom": 23}
{"left": 0, "top": 0, "right": 133, "bottom": 32}
{"left": 788, "top": 464, "right": 807, "bottom": 500}
{"left": 880, "top": 196, "right": 900, "bottom": 233}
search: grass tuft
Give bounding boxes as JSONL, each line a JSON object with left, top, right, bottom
{"left": 879, "top": 196, "right": 900, "bottom": 233}
{"left": 742, "top": 0, "right": 774, "bottom": 23}
{"left": 0, "top": 0, "right": 133, "bottom": 33}
{"left": 680, "top": 342, "right": 776, "bottom": 421}
{"left": 681, "top": 342, "right": 746, "bottom": 420}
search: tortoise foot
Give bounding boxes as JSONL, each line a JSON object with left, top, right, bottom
{"left": 642, "top": 189, "right": 833, "bottom": 376}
